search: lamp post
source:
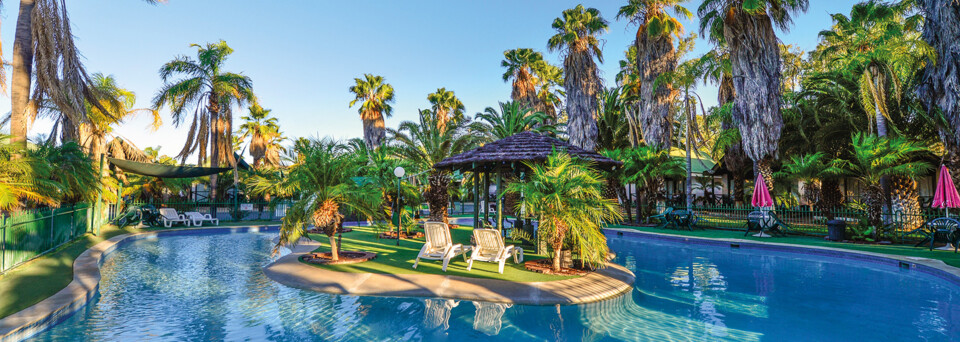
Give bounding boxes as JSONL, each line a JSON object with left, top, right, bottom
{"left": 394, "top": 166, "right": 405, "bottom": 246}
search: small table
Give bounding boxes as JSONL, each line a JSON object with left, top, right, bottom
{"left": 670, "top": 210, "right": 699, "bottom": 231}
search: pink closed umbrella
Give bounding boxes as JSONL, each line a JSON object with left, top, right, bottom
{"left": 932, "top": 165, "right": 960, "bottom": 217}
{"left": 751, "top": 173, "right": 774, "bottom": 208}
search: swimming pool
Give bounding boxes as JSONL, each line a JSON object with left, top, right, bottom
{"left": 26, "top": 230, "right": 960, "bottom": 341}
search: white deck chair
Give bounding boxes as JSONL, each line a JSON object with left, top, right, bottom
{"left": 184, "top": 211, "right": 219, "bottom": 226}
{"left": 413, "top": 222, "right": 471, "bottom": 272}
{"left": 466, "top": 229, "right": 524, "bottom": 274}
{"left": 158, "top": 208, "right": 190, "bottom": 228}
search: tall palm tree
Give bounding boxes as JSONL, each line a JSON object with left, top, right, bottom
{"left": 349, "top": 74, "right": 395, "bottom": 149}
{"left": 699, "top": 0, "right": 809, "bottom": 190}
{"left": 247, "top": 138, "right": 381, "bottom": 260}
{"left": 617, "top": 0, "right": 691, "bottom": 150}
{"left": 501, "top": 49, "right": 564, "bottom": 121}
{"left": 699, "top": 47, "right": 750, "bottom": 204}
{"left": 8, "top": 0, "right": 162, "bottom": 149}
{"left": 474, "top": 101, "right": 557, "bottom": 140}
{"left": 426, "top": 88, "right": 465, "bottom": 133}
{"left": 153, "top": 40, "right": 256, "bottom": 201}
{"left": 390, "top": 109, "right": 482, "bottom": 223}
{"left": 548, "top": 5, "right": 609, "bottom": 151}
{"left": 505, "top": 152, "right": 622, "bottom": 272}
{"left": 616, "top": 45, "right": 644, "bottom": 147}
{"left": 916, "top": 0, "right": 960, "bottom": 185}
{"left": 237, "top": 104, "right": 284, "bottom": 168}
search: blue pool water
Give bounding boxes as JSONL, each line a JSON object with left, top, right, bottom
{"left": 28, "top": 231, "right": 960, "bottom": 341}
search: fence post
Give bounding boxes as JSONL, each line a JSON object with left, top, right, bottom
{"left": 2, "top": 214, "right": 6, "bottom": 273}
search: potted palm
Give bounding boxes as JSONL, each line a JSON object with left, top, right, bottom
{"left": 506, "top": 151, "right": 622, "bottom": 273}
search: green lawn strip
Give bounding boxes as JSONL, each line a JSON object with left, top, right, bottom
{"left": 612, "top": 224, "right": 960, "bottom": 268}
{"left": 0, "top": 224, "right": 143, "bottom": 319}
{"left": 304, "top": 225, "right": 575, "bottom": 282}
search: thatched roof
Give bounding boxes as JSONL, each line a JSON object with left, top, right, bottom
{"left": 434, "top": 132, "right": 622, "bottom": 171}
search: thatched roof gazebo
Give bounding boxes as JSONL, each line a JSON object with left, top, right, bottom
{"left": 434, "top": 132, "right": 622, "bottom": 235}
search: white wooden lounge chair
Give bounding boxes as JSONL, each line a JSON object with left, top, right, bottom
{"left": 466, "top": 228, "right": 523, "bottom": 274}
{"left": 184, "top": 211, "right": 219, "bottom": 226}
{"left": 158, "top": 208, "right": 190, "bottom": 228}
{"left": 413, "top": 222, "right": 471, "bottom": 272}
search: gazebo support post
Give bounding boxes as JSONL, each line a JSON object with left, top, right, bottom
{"left": 473, "top": 171, "right": 480, "bottom": 228}
{"left": 497, "top": 171, "right": 504, "bottom": 237}
{"left": 483, "top": 171, "right": 490, "bottom": 226}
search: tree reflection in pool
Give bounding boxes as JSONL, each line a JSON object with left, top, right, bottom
{"left": 27, "top": 231, "right": 960, "bottom": 341}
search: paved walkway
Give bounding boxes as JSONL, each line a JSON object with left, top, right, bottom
{"left": 263, "top": 238, "right": 636, "bottom": 305}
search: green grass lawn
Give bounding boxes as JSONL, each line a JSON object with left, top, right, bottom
{"left": 613, "top": 224, "right": 960, "bottom": 268}
{"left": 0, "top": 220, "right": 280, "bottom": 319}
{"left": 305, "top": 225, "right": 574, "bottom": 282}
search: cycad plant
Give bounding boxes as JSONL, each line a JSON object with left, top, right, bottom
{"left": 836, "top": 134, "right": 931, "bottom": 228}
{"left": 506, "top": 152, "right": 622, "bottom": 272}
{"left": 0, "top": 138, "right": 60, "bottom": 211}
{"left": 248, "top": 138, "right": 382, "bottom": 259}
{"left": 773, "top": 152, "right": 844, "bottom": 212}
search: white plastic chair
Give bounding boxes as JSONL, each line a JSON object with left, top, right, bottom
{"left": 184, "top": 211, "right": 219, "bottom": 226}
{"left": 466, "top": 228, "right": 523, "bottom": 274}
{"left": 413, "top": 222, "right": 471, "bottom": 272}
{"left": 158, "top": 208, "right": 190, "bottom": 228}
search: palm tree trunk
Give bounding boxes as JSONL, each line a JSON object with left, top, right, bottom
{"left": 362, "top": 116, "right": 386, "bottom": 150}
{"left": 637, "top": 29, "right": 676, "bottom": 150}
{"left": 563, "top": 49, "right": 601, "bottom": 151}
{"left": 10, "top": 0, "right": 37, "bottom": 149}
{"left": 208, "top": 97, "right": 221, "bottom": 202}
{"left": 685, "top": 90, "right": 693, "bottom": 210}
{"left": 818, "top": 178, "right": 844, "bottom": 220}
{"left": 725, "top": 10, "right": 784, "bottom": 167}
{"left": 916, "top": 0, "right": 960, "bottom": 179}
{"left": 328, "top": 235, "right": 339, "bottom": 261}
{"left": 890, "top": 175, "right": 922, "bottom": 232}
{"left": 756, "top": 158, "right": 775, "bottom": 201}
{"left": 427, "top": 172, "right": 449, "bottom": 223}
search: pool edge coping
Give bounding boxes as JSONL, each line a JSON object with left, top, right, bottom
{"left": 0, "top": 225, "right": 280, "bottom": 342}
{"left": 605, "top": 227, "right": 960, "bottom": 288}
{"left": 261, "top": 238, "right": 636, "bottom": 306}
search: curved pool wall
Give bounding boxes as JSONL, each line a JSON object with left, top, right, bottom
{"left": 7, "top": 226, "right": 960, "bottom": 341}
{"left": 0, "top": 226, "right": 279, "bottom": 342}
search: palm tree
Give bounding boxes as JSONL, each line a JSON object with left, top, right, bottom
{"left": 248, "top": 138, "right": 381, "bottom": 260}
{"left": 237, "top": 104, "right": 284, "bottom": 168}
{"left": 617, "top": 0, "right": 691, "bottom": 150}
{"left": 699, "top": 47, "right": 750, "bottom": 204}
{"left": 548, "top": 5, "right": 609, "bottom": 151}
{"left": 36, "top": 73, "right": 160, "bottom": 159}
{"left": 349, "top": 74, "right": 395, "bottom": 149}
{"left": 501, "top": 49, "right": 564, "bottom": 121}
{"left": 773, "top": 153, "right": 844, "bottom": 211}
{"left": 8, "top": 0, "right": 162, "bottom": 149}
{"left": 0, "top": 137, "right": 60, "bottom": 210}
{"left": 616, "top": 46, "right": 644, "bottom": 147}
{"left": 474, "top": 101, "right": 557, "bottom": 140}
{"left": 836, "top": 134, "right": 931, "bottom": 228}
{"left": 152, "top": 40, "right": 256, "bottom": 201}
{"left": 426, "top": 88, "right": 465, "bottom": 133}
{"left": 916, "top": 0, "right": 960, "bottom": 185}
{"left": 698, "top": 0, "right": 809, "bottom": 189}
{"left": 505, "top": 152, "right": 622, "bottom": 272}
{"left": 390, "top": 110, "right": 482, "bottom": 223}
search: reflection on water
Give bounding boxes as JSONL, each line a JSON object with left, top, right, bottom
{"left": 471, "top": 301, "right": 512, "bottom": 336}
{"left": 27, "top": 232, "right": 960, "bottom": 341}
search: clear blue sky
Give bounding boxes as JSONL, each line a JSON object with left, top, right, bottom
{"left": 0, "top": 0, "right": 860, "bottom": 161}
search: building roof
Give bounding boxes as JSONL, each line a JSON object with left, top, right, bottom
{"left": 434, "top": 131, "right": 622, "bottom": 171}
{"left": 668, "top": 148, "right": 717, "bottom": 175}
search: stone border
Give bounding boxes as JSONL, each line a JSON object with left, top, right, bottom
{"left": 606, "top": 227, "right": 960, "bottom": 288}
{"left": 263, "top": 238, "right": 636, "bottom": 306}
{"left": 0, "top": 225, "right": 279, "bottom": 342}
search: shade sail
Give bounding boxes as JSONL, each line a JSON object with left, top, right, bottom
{"left": 108, "top": 158, "right": 232, "bottom": 178}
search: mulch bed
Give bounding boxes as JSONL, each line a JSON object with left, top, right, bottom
{"left": 378, "top": 231, "right": 424, "bottom": 239}
{"left": 524, "top": 259, "right": 589, "bottom": 276}
{"left": 301, "top": 251, "right": 376, "bottom": 265}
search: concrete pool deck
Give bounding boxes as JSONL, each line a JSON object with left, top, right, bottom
{"left": 262, "top": 238, "right": 636, "bottom": 306}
